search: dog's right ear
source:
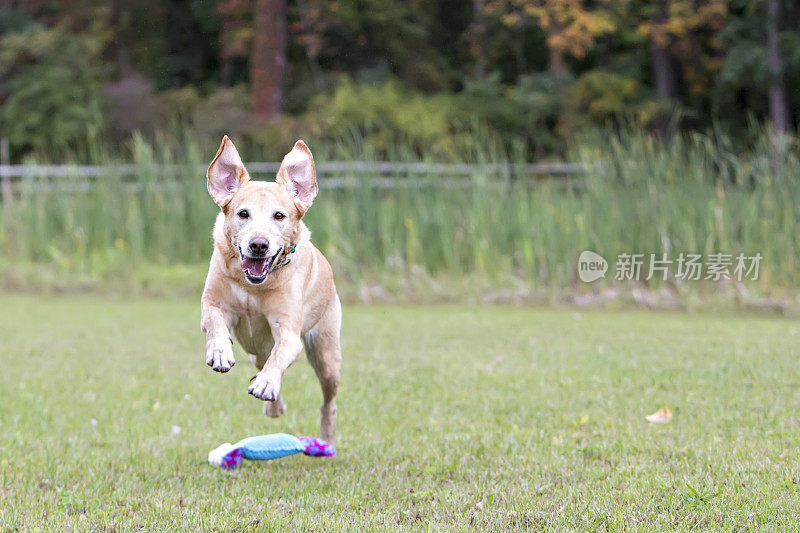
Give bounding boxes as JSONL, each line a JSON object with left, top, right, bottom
{"left": 207, "top": 136, "right": 249, "bottom": 208}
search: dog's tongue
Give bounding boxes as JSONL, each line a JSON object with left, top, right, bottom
{"left": 242, "top": 256, "right": 268, "bottom": 277}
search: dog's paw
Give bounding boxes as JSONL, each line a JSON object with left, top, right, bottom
{"left": 248, "top": 371, "right": 281, "bottom": 401}
{"left": 206, "top": 339, "right": 236, "bottom": 373}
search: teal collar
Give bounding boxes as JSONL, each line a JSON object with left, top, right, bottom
{"left": 272, "top": 242, "right": 297, "bottom": 272}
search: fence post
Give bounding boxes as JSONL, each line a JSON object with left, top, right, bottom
{"left": 1, "top": 137, "right": 13, "bottom": 253}
{"left": 0, "top": 138, "right": 9, "bottom": 210}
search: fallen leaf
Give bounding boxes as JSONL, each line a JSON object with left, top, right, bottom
{"left": 646, "top": 405, "right": 672, "bottom": 424}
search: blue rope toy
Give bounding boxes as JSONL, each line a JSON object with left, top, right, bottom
{"left": 208, "top": 433, "right": 336, "bottom": 469}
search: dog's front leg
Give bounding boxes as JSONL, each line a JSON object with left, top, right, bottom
{"left": 248, "top": 315, "right": 302, "bottom": 401}
{"left": 201, "top": 304, "right": 236, "bottom": 373}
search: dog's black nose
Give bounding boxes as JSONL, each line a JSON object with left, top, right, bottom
{"left": 248, "top": 238, "right": 269, "bottom": 255}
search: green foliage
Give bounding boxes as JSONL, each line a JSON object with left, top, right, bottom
{"left": 0, "top": 24, "right": 109, "bottom": 155}
{"left": 717, "top": 1, "right": 800, "bottom": 125}
{"left": 1, "top": 0, "right": 799, "bottom": 160}
{"left": 305, "top": 76, "right": 461, "bottom": 158}
{"left": 305, "top": 74, "right": 570, "bottom": 158}
{"left": 0, "top": 63, "right": 106, "bottom": 155}
{"left": 147, "top": 85, "right": 251, "bottom": 142}
{"left": 459, "top": 72, "right": 564, "bottom": 156}
{"left": 146, "top": 86, "right": 202, "bottom": 126}
{"left": 567, "top": 69, "right": 656, "bottom": 126}
{"left": 323, "top": 0, "right": 460, "bottom": 91}
{"left": 0, "top": 8, "right": 40, "bottom": 34}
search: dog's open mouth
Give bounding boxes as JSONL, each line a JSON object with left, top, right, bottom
{"left": 240, "top": 249, "right": 282, "bottom": 284}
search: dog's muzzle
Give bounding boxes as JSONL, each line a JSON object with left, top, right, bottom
{"left": 239, "top": 246, "right": 282, "bottom": 284}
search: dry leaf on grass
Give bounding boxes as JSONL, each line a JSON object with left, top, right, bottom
{"left": 645, "top": 405, "right": 672, "bottom": 424}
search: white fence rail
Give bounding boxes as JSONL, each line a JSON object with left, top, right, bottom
{"left": 0, "top": 161, "right": 591, "bottom": 198}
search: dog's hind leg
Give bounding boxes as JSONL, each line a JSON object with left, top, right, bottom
{"left": 303, "top": 299, "right": 342, "bottom": 442}
{"left": 262, "top": 395, "right": 287, "bottom": 418}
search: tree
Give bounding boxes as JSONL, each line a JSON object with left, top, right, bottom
{"left": 217, "top": 0, "right": 252, "bottom": 87}
{"left": 718, "top": 0, "right": 800, "bottom": 133}
{"left": 766, "top": 0, "right": 788, "bottom": 135}
{"left": 485, "top": 0, "right": 616, "bottom": 75}
{"left": 250, "top": 0, "right": 287, "bottom": 121}
{"left": 292, "top": 0, "right": 340, "bottom": 88}
{"left": 0, "top": 23, "right": 109, "bottom": 154}
{"left": 649, "top": 0, "right": 677, "bottom": 136}
{"left": 622, "top": 0, "right": 727, "bottom": 136}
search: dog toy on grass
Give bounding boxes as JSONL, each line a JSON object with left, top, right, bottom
{"left": 208, "top": 433, "right": 335, "bottom": 469}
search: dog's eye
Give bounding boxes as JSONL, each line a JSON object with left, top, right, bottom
{"left": 237, "top": 209, "right": 249, "bottom": 219}
{"left": 274, "top": 212, "right": 285, "bottom": 220}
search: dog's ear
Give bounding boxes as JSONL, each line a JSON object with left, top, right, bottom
{"left": 207, "top": 136, "right": 249, "bottom": 208}
{"left": 277, "top": 140, "right": 317, "bottom": 214}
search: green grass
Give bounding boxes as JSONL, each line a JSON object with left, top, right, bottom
{"left": 1, "top": 295, "right": 799, "bottom": 530}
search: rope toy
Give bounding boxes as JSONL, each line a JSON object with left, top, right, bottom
{"left": 208, "top": 433, "right": 335, "bottom": 469}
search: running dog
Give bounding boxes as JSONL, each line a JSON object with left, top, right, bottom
{"left": 201, "top": 136, "right": 341, "bottom": 441}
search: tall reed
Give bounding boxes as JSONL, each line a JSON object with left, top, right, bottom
{"left": 1, "top": 129, "right": 798, "bottom": 292}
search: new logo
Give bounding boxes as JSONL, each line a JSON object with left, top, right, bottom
{"left": 578, "top": 251, "right": 608, "bottom": 282}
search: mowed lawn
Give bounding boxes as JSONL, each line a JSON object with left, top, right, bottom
{"left": 1, "top": 295, "right": 799, "bottom": 530}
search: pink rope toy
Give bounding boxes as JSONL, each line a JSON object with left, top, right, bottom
{"left": 208, "top": 433, "right": 335, "bottom": 469}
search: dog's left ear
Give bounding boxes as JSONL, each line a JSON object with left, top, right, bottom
{"left": 277, "top": 140, "right": 317, "bottom": 214}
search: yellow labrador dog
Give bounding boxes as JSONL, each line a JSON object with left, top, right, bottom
{"left": 201, "top": 136, "right": 341, "bottom": 441}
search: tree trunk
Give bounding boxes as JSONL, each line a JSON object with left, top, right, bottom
{"left": 109, "top": 0, "right": 132, "bottom": 77}
{"left": 250, "top": 0, "right": 287, "bottom": 121}
{"left": 547, "top": 19, "right": 568, "bottom": 76}
{"left": 549, "top": 46, "right": 567, "bottom": 76}
{"left": 767, "top": 0, "right": 789, "bottom": 135}
{"left": 470, "top": 0, "right": 487, "bottom": 79}
{"left": 651, "top": 0, "right": 677, "bottom": 138}
{"left": 220, "top": 19, "right": 234, "bottom": 87}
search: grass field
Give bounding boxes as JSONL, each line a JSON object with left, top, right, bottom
{"left": 1, "top": 295, "right": 799, "bottom": 530}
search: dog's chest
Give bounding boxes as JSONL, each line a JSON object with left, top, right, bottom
{"left": 228, "top": 281, "right": 274, "bottom": 352}
{"left": 228, "top": 282, "right": 261, "bottom": 316}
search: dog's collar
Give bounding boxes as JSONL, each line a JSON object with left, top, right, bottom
{"left": 271, "top": 243, "right": 297, "bottom": 271}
